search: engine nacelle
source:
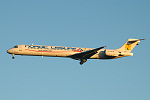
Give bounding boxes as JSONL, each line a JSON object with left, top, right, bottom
{"left": 105, "top": 50, "right": 119, "bottom": 56}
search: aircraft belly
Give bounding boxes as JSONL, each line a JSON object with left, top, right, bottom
{"left": 42, "top": 52, "right": 69, "bottom": 57}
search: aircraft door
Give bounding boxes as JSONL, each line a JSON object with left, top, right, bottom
{"left": 19, "top": 45, "right": 22, "bottom": 51}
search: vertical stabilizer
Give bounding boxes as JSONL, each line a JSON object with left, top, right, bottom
{"left": 117, "top": 38, "right": 145, "bottom": 52}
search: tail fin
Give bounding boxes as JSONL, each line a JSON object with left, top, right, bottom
{"left": 117, "top": 38, "right": 145, "bottom": 52}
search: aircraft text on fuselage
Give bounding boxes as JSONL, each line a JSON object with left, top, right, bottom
{"left": 25, "top": 45, "right": 85, "bottom": 52}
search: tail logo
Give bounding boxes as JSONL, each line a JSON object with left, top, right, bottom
{"left": 125, "top": 44, "right": 131, "bottom": 50}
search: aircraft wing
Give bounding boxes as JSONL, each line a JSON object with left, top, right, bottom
{"left": 68, "top": 46, "right": 106, "bottom": 60}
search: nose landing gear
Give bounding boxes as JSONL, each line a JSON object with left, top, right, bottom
{"left": 12, "top": 54, "right": 15, "bottom": 59}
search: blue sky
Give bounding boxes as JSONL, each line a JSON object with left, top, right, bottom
{"left": 0, "top": 0, "right": 150, "bottom": 100}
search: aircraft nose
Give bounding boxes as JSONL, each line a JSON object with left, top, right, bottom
{"left": 7, "top": 49, "right": 10, "bottom": 53}
{"left": 7, "top": 49, "right": 13, "bottom": 54}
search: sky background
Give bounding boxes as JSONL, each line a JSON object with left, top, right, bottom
{"left": 0, "top": 0, "right": 150, "bottom": 100}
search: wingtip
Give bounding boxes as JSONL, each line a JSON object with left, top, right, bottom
{"left": 139, "top": 39, "right": 146, "bottom": 41}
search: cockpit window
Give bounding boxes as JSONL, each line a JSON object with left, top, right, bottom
{"left": 13, "top": 45, "right": 18, "bottom": 48}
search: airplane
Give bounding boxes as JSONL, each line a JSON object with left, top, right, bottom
{"left": 7, "top": 38, "right": 145, "bottom": 65}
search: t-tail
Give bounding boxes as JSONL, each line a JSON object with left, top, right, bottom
{"left": 116, "top": 38, "right": 145, "bottom": 56}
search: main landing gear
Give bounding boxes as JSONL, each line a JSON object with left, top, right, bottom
{"left": 80, "top": 59, "right": 87, "bottom": 65}
{"left": 80, "top": 61, "right": 83, "bottom": 65}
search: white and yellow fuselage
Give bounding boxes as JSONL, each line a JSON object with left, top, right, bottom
{"left": 7, "top": 39, "right": 145, "bottom": 64}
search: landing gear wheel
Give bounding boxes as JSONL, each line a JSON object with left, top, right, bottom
{"left": 80, "top": 61, "right": 83, "bottom": 65}
{"left": 80, "top": 59, "right": 87, "bottom": 65}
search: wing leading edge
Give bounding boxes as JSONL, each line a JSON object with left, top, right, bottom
{"left": 68, "top": 46, "right": 106, "bottom": 65}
